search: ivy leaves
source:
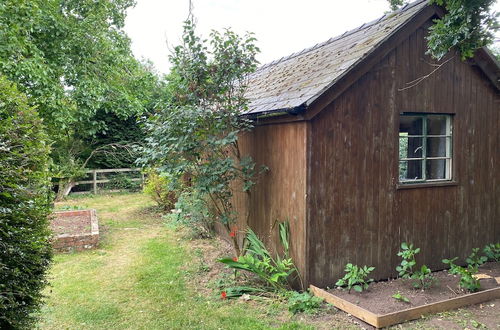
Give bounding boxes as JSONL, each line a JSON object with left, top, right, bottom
{"left": 388, "top": 0, "right": 499, "bottom": 60}
{"left": 428, "top": 0, "right": 499, "bottom": 60}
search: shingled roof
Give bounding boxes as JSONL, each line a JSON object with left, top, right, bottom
{"left": 244, "top": 0, "right": 429, "bottom": 115}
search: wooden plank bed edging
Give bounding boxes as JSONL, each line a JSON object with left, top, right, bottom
{"left": 309, "top": 285, "right": 500, "bottom": 328}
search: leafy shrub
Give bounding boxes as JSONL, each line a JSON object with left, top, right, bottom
{"left": 287, "top": 291, "right": 323, "bottom": 314}
{"left": 466, "top": 248, "right": 488, "bottom": 268}
{"left": 443, "top": 257, "right": 481, "bottom": 292}
{"left": 396, "top": 242, "right": 434, "bottom": 290}
{"left": 335, "top": 263, "right": 375, "bottom": 293}
{"left": 107, "top": 173, "right": 141, "bottom": 192}
{"left": 143, "top": 170, "right": 177, "bottom": 211}
{"left": 483, "top": 243, "right": 500, "bottom": 262}
{"left": 219, "top": 222, "right": 296, "bottom": 291}
{"left": 165, "top": 190, "right": 214, "bottom": 238}
{"left": 0, "top": 76, "right": 52, "bottom": 328}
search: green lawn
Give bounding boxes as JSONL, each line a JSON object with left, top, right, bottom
{"left": 39, "top": 193, "right": 498, "bottom": 329}
{"left": 39, "top": 193, "right": 316, "bottom": 330}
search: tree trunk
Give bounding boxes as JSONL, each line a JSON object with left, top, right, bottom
{"left": 55, "top": 178, "right": 75, "bottom": 201}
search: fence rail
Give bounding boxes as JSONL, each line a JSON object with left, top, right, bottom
{"left": 73, "top": 168, "right": 144, "bottom": 194}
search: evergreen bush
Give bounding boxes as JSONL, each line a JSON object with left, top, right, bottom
{"left": 0, "top": 76, "right": 52, "bottom": 328}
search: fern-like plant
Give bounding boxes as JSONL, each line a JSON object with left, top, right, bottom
{"left": 218, "top": 222, "right": 296, "bottom": 291}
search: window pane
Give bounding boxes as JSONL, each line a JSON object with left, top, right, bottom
{"left": 426, "top": 137, "right": 449, "bottom": 157}
{"left": 426, "top": 159, "right": 449, "bottom": 180}
{"left": 399, "top": 136, "right": 423, "bottom": 158}
{"left": 427, "top": 115, "right": 448, "bottom": 135}
{"left": 399, "top": 160, "right": 423, "bottom": 181}
{"left": 399, "top": 133, "right": 408, "bottom": 159}
{"left": 400, "top": 116, "right": 423, "bottom": 135}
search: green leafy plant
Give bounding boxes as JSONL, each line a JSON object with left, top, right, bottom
{"left": 443, "top": 257, "right": 481, "bottom": 292}
{"left": 466, "top": 248, "right": 488, "bottom": 268}
{"left": 0, "top": 0, "right": 162, "bottom": 201}
{"left": 0, "top": 76, "right": 53, "bottom": 328}
{"left": 335, "top": 264, "right": 375, "bottom": 293}
{"left": 483, "top": 243, "right": 500, "bottom": 262}
{"left": 396, "top": 242, "right": 419, "bottom": 278}
{"left": 396, "top": 242, "right": 434, "bottom": 290}
{"left": 138, "top": 16, "right": 262, "bottom": 256}
{"left": 287, "top": 291, "right": 323, "bottom": 314}
{"left": 219, "top": 222, "right": 296, "bottom": 291}
{"left": 388, "top": 0, "right": 499, "bottom": 60}
{"left": 412, "top": 265, "right": 435, "bottom": 290}
{"left": 107, "top": 173, "right": 141, "bottom": 192}
{"left": 143, "top": 170, "right": 177, "bottom": 211}
{"left": 392, "top": 291, "right": 410, "bottom": 303}
{"left": 165, "top": 190, "right": 214, "bottom": 238}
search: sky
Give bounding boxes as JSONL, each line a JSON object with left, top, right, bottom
{"left": 124, "top": 0, "right": 500, "bottom": 74}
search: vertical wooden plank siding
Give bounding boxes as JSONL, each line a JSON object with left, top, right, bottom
{"left": 234, "top": 121, "right": 308, "bottom": 287}
{"left": 308, "top": 25, "right": 500, "bottom": 287}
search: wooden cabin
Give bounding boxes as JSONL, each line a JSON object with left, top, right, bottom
{"left": 234, "top": 0, "right": 500, "bottom": 288}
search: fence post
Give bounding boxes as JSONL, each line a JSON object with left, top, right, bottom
{"left": 93, "top": 170, "right": 97, "bottom": 194}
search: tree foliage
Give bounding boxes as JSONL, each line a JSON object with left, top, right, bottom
{"left": 0, "top": 76, "right": 52, "bottom": 328}
{"left": 138, "top": 18, "right": 261, "bottom": 255}
{"left": 0, "top": 0, "right": 162, "bottom": 193}
{"left": 388, "top": 0, "right": 499, "bottom": 59}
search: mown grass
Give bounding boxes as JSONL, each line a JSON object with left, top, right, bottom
{"left": 38, "top": 193, "right": 312, "bottom": 330}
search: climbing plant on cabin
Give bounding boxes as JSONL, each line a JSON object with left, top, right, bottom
{"left": 138, "top": 16, "right": 262, "bottom": 256}
{"left": 388, "top": 0, "right": 499, "bottom": 60}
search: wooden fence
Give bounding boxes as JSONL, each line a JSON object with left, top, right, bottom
{"left": 73, "top": 168, "right": 144, "bottom": 194}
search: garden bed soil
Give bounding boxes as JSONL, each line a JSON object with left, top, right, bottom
{"left": 50, "top": 209, "right": 99, "bottom": 252}
{"left": 51, "top": 213, "right": 92, "bottom": 236}
{"left": 328, "top": 262, "right": 500, "bottom": 315}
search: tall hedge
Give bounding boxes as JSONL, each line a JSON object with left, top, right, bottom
{"left": 0, "top": 76, "right": 52, "bottom": 328}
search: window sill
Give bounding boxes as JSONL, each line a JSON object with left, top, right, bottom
{"left": 396, "top": 181, "right": 458, "bottom": 190}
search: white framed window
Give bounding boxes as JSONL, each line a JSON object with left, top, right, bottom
{"left": 399, "top": 114, "right": 452, "bottom": 183}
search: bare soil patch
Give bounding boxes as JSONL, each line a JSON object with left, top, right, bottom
{"left": 50, "top": 210, "right": 99, "bottom": 252}
{"left": 329, "top": 262, "right": 500, "bottom": 315}
{"left": 51, "top": 214, "right": 92, "bottom": 236}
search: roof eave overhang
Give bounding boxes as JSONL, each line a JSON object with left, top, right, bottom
{"left": 469, "top": 47, "right": 500, "bottom": 91}
{"left": 243, "top": 104, "right": 308, "bottom": 125}
{"left": 246, "top": 3, "right": 499, "bottom": 124}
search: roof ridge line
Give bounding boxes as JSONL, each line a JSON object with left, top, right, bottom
{"left": 256, "top": 0, "right": 428, "bottom": 72}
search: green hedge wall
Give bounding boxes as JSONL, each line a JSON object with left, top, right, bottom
{"left": 0, "top": 76, "right": 52, "bottom": 328}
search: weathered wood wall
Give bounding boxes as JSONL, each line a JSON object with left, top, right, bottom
{"left": 308, "top": 23, "right": 500, "bottom": 287}
{"left": 234, "top": 122, "right": 308, "bottom": 286}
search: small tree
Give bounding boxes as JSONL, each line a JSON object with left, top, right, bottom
{"left": 0, "top": 76, "right": 52, "bottom": 328}
{"left": 138, "top": 17, "right": 261, "bottom": 256}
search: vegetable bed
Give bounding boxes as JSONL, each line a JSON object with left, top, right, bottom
{"left": 311, "top": 262, "right": 500, "bottom": 328}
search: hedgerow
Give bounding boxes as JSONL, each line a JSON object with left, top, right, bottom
{"left": 0, "top": 76, "right": 52, "bottom": 328}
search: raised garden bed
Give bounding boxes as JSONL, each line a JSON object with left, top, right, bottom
{"left": 50, "top": 209, "right": 99, "bottom": 252}
{"left": 311, "top": 262, "right": 500, "bottom": 328}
